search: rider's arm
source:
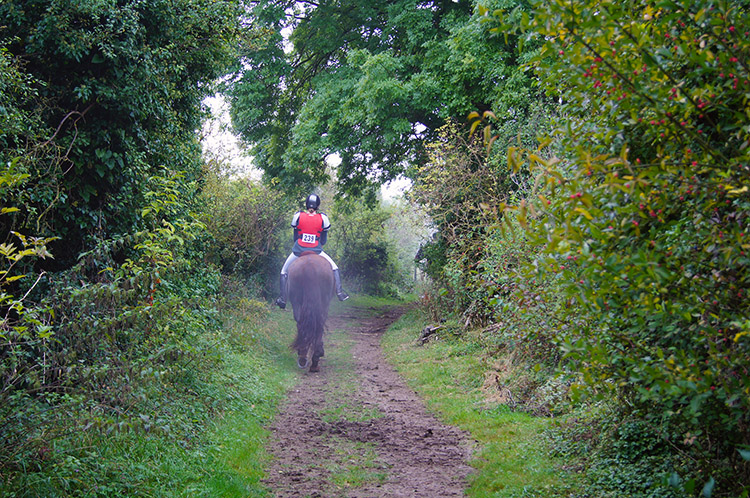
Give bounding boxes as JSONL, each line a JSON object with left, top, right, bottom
{"left": 291, "top": 212, "right": 301, "bottom": 242}
{"left": 319, "top": 213, "right": 331, "bottom": 245}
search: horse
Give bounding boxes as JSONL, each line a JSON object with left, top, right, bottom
{"left": 287, "top": 252, "right": 334, "bottom": 372}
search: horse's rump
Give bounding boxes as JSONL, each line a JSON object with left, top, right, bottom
{"left": 288, "top": 253, "right": 334, "bottom": 353}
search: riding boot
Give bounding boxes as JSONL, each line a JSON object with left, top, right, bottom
{"left": 275, "top": 274, "right": 288, "bottom": 309}
{"left": 333, "top": 269, "right": 349, "bottom": 301}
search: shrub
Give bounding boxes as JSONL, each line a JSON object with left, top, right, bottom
{"left": 0, "top": 169, "right": 223, "bottom": 488}
{"left": 411, "top": 121, "right": 547, "bottom": 327}
{"left": 487, "top": 0, "right": 750, "bottom": 491}
{"left": 200, "top": 171, "right": 292, "bottom": 296}
{"left": 325, "top": 199, "right": 405, "bottom": 296}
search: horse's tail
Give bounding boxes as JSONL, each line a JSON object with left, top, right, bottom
{"left": 291, "top": 284, "right": 327, "bottom": 351}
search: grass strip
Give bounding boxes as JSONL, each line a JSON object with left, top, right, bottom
{"left": 188, "top": 300, "right": 300, "bottom": 497}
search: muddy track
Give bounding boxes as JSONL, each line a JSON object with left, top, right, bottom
{"left": 262, "top": 305, "right": 473, "bottom": 497}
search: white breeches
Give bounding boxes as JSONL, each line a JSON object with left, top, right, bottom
{"left": 280, "top": 251, "right": 338, "bottom": 275}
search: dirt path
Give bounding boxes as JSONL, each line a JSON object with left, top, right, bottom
{"left": 261, "top": 305, "right": 474, "bottom": 497}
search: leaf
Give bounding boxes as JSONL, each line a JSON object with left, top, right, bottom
{"left": 667, "top": 472, "right": 681, "bottom": 487}
{"left": 727, "top": 185, "right": 748, "bottom": 195}
{"left": 702, "top": 477, "right": 715, "bottom": 497}
{"left": 739, "top": 449, "right": 750, "bottom": 461}
{"left": 1, "top": 207, "right": 20, "bottom": 215}
{"left": 487, "top": 134, "right": 498, "bottom": 154}
{"left": 528, "top": 153, "right": 548, "bottom": 167}
{"left": 508, "top": 147, "right": 521, "bottom": 172}
{"left": 518, "top": 200, "right": 528, "bottom": 228}
{"left": 574, "top": 207, "right": 594, "bottom": 220}
{"left": 10, "top": 249, "right": 36, "bottom": 261}
{"left": 0, "top": 243, "right": 17, "bottom": 257}
{"left": 685, "top": 479, "right": 696, "bottom": 494}
{"left": 470, "top": 119, "right": 481, "bottom": 137}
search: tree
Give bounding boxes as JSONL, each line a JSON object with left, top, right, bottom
{"left": 0, "top": 0, "right": 242, "bottom": 266}
{"left": 229, "top": 0, "right": 538, "bottom": 198}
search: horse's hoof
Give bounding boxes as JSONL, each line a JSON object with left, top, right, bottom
{"left": 309, "top": 364, "right": 319, "bottom": 373}
{"left": 297, "top": 357, "right": 308, "bottom": 369}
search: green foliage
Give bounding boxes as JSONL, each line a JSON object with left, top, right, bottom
{"left": 230, "top": 0, "right": 538, "bottom": 197}
{"left": 200, "top": 170, "right": 292, "bottom": 294}
{"left": 483, "top": 0, "right": 750, "bottom": 492}
{"left": 585, "top": 420, "right": 680, "bottom": 498}
{"left": 325, "top": 199, "right": 406, "bottom": 296}
{"left": 0, "top": 158, "right": 57, "bottom": 404}
{"left": 0, "top": 168, "right": 224, "bottom": 491}
{"left": 0, "top": 0, "right": 242, "bottom": 265}
{"left": 411, "top": 120, "right": 553, "bottom": 327}
{"left": 1, "top": 281, "right": 296, "bottom": 498}
{"left": 0, "top": 1, "right": 310, "bottom": 495}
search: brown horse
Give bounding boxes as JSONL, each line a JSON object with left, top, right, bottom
{"left": 287, "top": 253, "right": 334, "bottom": 372}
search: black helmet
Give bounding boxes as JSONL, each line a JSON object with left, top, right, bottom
{"left": 305, "top": 194, "right": 321, "bottom": 210}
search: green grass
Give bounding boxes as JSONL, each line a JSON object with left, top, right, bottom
{"left": 328, "top": 293, "right": 414, "bottom": 315}
{"left": 381, "top": 307, "right": 584, "bottom": 498}
{"left": 71, "top": 298, "right": 301, "bottom": 498}
{"left": 192, "top": 300, "right": 300, "bottom": 497}
{"left": 6, "top": 292, "right": 581, "bottom": 497}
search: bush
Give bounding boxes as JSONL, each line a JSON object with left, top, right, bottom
{"left": 200, "top": 170, "right": 292, "bottom": 296}
{"left": 0, "top": 169, "right": 223, "bottom": 490}
{"left": 325, "top": 199, "right": 407, "bottom": 296}
{"left": 488, "top": 0, "right": 750, "bottom": 492}
{"left": 411, "top": 121, "right": 549, "bottom": 328}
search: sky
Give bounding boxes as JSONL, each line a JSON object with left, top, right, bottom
{"left": 201, "top": 94, "right": 260, "bottom": 178}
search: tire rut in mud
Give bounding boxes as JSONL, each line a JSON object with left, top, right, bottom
{"left": 262, "top": 305, "right": 473, "bottom": 497}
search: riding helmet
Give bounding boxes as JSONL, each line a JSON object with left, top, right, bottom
{"left": 305, "top": 193, "right": 321, "bottom": 210}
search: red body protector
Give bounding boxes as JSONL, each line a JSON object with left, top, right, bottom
{"left": 292, "top": 211, "right": 330, "bottom": 256}
{"left": 297, "top": 212, "right": 324, "bottom": 248}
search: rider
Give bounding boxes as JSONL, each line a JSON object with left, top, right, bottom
{"left": 275, "top": 193, "right": 349, "bottom": 309}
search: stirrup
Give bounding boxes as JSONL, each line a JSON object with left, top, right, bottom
{"left": 337, "top": 291, "right": 349, "bottom": 301}
{"left": 275, "top": 296, "right": 286, "bottom": 309}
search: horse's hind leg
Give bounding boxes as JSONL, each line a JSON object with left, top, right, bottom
{"left": 309, "top": 353, "right": 320, "bottom": 372}
{"left": 309, "top": 338, "right": 324, "bottom": 372}
{"left": 297, "top": 346, "right": 309, "bottom": 369}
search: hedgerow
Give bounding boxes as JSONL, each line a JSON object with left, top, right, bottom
{"left": 481, "top": 0, "right": 750, "bottom": 493}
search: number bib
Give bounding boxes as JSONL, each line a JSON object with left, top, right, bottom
{"left": 301, "top": 233, "right": 317, "bottom": 244}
